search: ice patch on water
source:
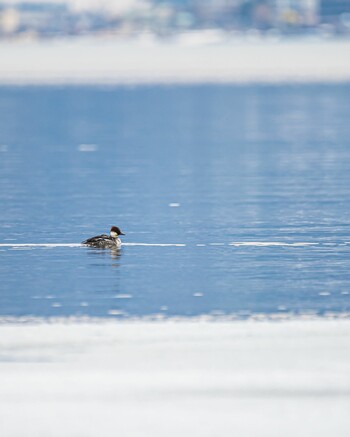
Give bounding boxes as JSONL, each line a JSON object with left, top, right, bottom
{"left": 113, "top": 294, "right": 133, "bottom": 299}
{"left": 78, "top": 144, "right": 98, "bottom": 152}
{"left": 107, "top": 310, "right": 127, "bottom": 316}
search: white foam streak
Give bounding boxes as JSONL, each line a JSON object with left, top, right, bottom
{"left": 229, "top": 242, "right": 319, "bottom": 247}
{"left": 123, "top": 243, "right": 186, "bottom": 247}
{"left": 0, "top": 243, "right": 82, "bottom": 247}
{"left": 0, "top": 243, "right": 187, "bottom": 248}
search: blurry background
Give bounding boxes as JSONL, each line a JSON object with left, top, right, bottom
{"left": 0, "top": 0, "right": 350, "bottom": 40}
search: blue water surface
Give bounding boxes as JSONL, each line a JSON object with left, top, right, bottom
{"left": 0, "top": 84, "right": 350, "bottom": 318}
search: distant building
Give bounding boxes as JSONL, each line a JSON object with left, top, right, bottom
{"left": 273, "top": 0, "right": 318, "bottom": 27}
{"left": 0, "top": 2, "right": 72, "bottom": 36}
{"left": 0, "top": 8, "right": 20, "bottom": 34}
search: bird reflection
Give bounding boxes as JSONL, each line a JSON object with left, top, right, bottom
{"left": 84, "top": 246, "right": 122, "bottom": 264}
{"left": 82, "top": 246, "right": 125, "bottom": 316}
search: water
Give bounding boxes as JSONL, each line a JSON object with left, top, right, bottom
{"left": 1, "top": 84, "right": 350, "bottom": 319}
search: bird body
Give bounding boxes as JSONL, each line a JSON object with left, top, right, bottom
{"left": 82, "top": 226, "right": 125, "bottom": 248}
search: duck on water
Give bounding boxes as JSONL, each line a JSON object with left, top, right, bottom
{"left": 82, "top": 226, "right": 125, "bottom": 248}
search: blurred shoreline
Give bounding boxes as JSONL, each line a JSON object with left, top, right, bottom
{"left": 1, "top": 36, "right": 350, "bottom": 84}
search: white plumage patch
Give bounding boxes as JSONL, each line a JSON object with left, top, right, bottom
{"left": 110, "top": 231, "right": 118, "bottom": 239}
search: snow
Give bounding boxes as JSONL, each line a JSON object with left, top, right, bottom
{"left": 0, "top": 319, "right": 349, "bottom": 436}
{"left": 1, "top": 37, "right": 350, "bottom": 84}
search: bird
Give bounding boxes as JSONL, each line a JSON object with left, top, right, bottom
{"left": 82, "top": 226, "right": 125, "bottom": 248}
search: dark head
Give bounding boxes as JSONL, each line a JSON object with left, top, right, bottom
{"left": 110, "top": 226, "right": 125, "bottom": 238}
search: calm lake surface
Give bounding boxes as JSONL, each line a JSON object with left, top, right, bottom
{"left": 0, "top": 84, "right": 350, "bottom": 319}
